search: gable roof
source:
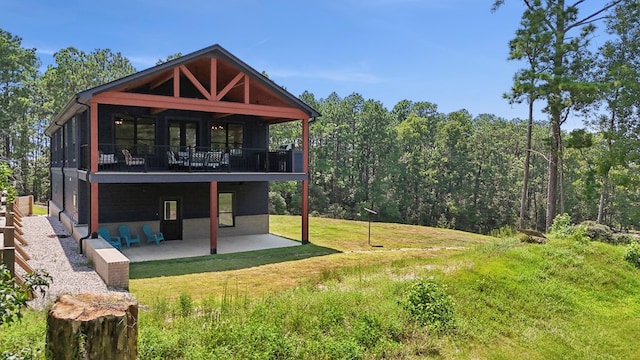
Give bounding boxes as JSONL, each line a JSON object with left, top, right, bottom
{"left": 47, "top": 44, "right": 319, "bottom": 135}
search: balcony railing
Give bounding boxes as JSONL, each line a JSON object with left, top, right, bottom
{"left": 79, "top": 144, "right": 303, "bottom": 173}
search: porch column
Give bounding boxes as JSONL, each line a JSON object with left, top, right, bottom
{"left": 210, "top": 181, "right": 218, "bottom": 254}
{"left": 302, "top": 117, "right": 309, "bottom": 244}
{"left": 90, "top": 101, "right": 99, "bottom": 232}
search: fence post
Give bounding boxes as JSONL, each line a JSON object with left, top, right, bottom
{"left": 28, "top": 195, "right": 34, "bottom": 215}
{"left": 1, "top": 226, "right": 15, "bottom": 278}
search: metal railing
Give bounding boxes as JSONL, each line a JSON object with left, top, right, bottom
{"left": 79, "top": 144, "right": 302, "bottom": 173}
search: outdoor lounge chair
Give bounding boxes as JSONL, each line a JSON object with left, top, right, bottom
{"left": 142, "top": 224, "right": 165, "bottom": 246}
{"left": 118, "top": 224, "right": 141, "bottom": 248}
{"left": 97, "top": 226, "right": 122, "bottom": 251}
{"left": 122, "top": 149, "right": 145, "bottom": 166}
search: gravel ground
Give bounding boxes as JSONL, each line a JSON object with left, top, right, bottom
{"left": 16, "top": 215, "right": 124, "bottom": 309}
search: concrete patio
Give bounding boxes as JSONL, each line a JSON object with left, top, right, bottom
{"left": 120, "top": 233, "right": 301, "bottom": 262}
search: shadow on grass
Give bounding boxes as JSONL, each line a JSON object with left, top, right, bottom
{"left": 129, "top": 243, "right": 340, "bottom": 279}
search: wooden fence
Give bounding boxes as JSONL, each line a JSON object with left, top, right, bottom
{"left": 1, "top": 196, "right": 34, "bottom": 283}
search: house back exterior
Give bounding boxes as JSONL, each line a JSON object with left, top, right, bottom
{"left": 46, "top": 44, "right": 319, "bottom": 254}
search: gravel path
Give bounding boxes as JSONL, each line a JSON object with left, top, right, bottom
{"left": 16, "top": 215, "right": 124, "bottom": 309}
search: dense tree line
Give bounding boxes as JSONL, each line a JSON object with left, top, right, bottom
{"left": 1, "top": 0, "right": 639, "bottom": 233}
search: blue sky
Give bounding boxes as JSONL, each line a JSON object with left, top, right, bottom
{"left": 2, "top": 0, "right": 608, "bottom": 129}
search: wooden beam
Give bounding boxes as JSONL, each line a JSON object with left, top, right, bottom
{"left": 90, "top": 100, "right": 98, "bottom": 173}
{"left": 15, "top": 254, "right": 34, "bottom": 274}
{"left": 179, "top": 65, "right": 212, "bottom": 100}
{"left": 94, "top": 91, "right": 308, "bottom": 120}
{"left": 15, "top": 243, "right": 30, "bottom": 261}
{"left": 244, "top": 75, "right": 250, "bottom": 104}
{"left": 210, "top": 181, "right": 218, "bottom": 254}
{"left": 210, "top": 58, "right": 217, "bottom": 99}
{"left": 14, "top": 232, "right": 28, "bottom": 246}
{"left": 215, "top": 72, "right": 244, "bottom": 101}
{"left": 302, "top": 117, "right": 309, "bottom": 244}
{"left": 149, "top": 71, "right": 174, "bottom": 89}
{"left": 150, "top": 108, "right": 168, "bottom": 115}
{"left": 173, "top": 67, "right": 180, "bottom": 97}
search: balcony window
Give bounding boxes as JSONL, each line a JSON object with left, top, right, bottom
{"left": 115, "top": 114, "right": 155, "bottom": 155}
{"left": 211, "top": 123, "right": 243, "bottom": 156}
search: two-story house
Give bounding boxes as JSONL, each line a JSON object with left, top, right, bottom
{"left": 46, "top": 44, "right": 319, "bottom": 255}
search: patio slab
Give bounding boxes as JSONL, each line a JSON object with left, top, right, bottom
{"left": 121, "top": 233, "right": 301, "bottom": 263}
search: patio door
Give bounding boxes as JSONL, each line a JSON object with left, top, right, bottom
{"left": 160, "top": 198, "right": 182, "bottom": 240}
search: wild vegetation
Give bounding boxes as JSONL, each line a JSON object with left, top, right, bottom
{"left": 2, "top": 216, "right": 640, "bottom": 359}
{"left": 1, "top": 1, "right": 639, "bottom": 234}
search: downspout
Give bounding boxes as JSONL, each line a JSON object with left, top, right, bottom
{"left": 74, "top": 99, "right": 92, "bottom": 254}
{"left": 58, "top": 120, "right": 66, "bottom": 221}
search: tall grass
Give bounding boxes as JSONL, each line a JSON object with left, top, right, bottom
{"left": 3, "top": 218, "right": 640, "bottom": 358}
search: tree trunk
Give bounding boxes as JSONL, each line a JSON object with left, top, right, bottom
{"left": 519, "top": 99, "right": 534, "bottom": 229}
{"left": 597, "top": 174, "right": 609, "bottom": 224}
{"left": 46, "top": 293, "right": 138, "bottom": 360}
{"left": 546, "top": 118, "right": 560, "bottom": 231}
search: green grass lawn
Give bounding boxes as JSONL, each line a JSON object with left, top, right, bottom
{"left": 3, "top": 216, "right": 640, "bottom": 359}
{"left": 32, "top": 205, "right": 48, "bottom": 216}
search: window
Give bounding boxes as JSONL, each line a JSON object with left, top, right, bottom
{"left": 164, "top": 200, "right": 177, "bottom": 221}
{"left": 169, "top": 121, "right": 198, "bottom": 149}
{"left": 114, "top": 114, "right": 155, "bottom": 155}
{"left": 211, "top": 123, "right": 243, "bottom": 155}
{"left": 218, "top": 192, "right": 234, "bottom": 227}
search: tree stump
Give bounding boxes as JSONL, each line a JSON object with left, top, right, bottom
{"left": 46, "top": 293, "right": 138, "bottom": 360}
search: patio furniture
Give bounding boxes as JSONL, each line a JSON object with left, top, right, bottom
{"left": 142, "top": 224, "right": 165, "bottom": 246}
{"left": 98, "top": 152, "right": 118, "bottom": 165}
{"left": 167, "top": 150, "right": 185, "bottom": 169}
{"left": 118, "top": 224, "right": 141, "bottom": 248}
{"left": 97, "top": 226, "right": 122, "bottom": 251}
{"left": 122, "top": 149, "right": 145, "bottom": 166}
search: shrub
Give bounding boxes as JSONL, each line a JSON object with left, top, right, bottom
{"left": 177, "top": 293, "right": 193, "bottom": 317}
{"left": 567, "top": 225, "right": 590, "bottom": 245}
{"left": 399, "top": 279, "right": 455, "bottom": 332}
{"left": 489, "top": 225, "right": 517, "bottom": 238}
{"left": 579, "top": 221, "right": 614, "bottom": 243}
{"left": 624, "top": 242, "right": 640, "bottom": 268}
{"left": 612, "top": 233, "right": 635, "bottom": 245}
{"left": 549, "top": 213, "right": 574, "bottom": 238}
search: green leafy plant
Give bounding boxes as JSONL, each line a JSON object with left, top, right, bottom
{"left": 624, "top": 242, "right": 640, "bottom": 268}
{"left": 0, "top": 163, "right": 17, "bottom": 203}
{"left": 549, "top": 213, "right": 574, "bottom": 239}
{"left": 0, "top": 264, "right": 28, "bottom": 325}
{"left": 0, "top": 265, "right": 51, "bottom": 325}
{"left": 399, "top": 279, "right": 455, "bottom": 332}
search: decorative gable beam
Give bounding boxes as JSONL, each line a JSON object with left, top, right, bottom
{"left": 244, "top": 76, "right": 250, "bottom": 104}
{"left": 149, "top": 71, "right": 174, "bottom": 89}
{"left": 215, "top": 72, "right": 244, "bottom": 101}
{"left": 173, "top": 67, "right": 180, "bottom": 97}
{"left": 179, "top": 65, "right": 212, "bottom": 100}
{"left": 150, "top": 108, "right": 168, "bottom": 115}
{"left": 210, "top": 58, "right": 217, "bottom": 98}
{"left": 93, "top": 91, "right": 308, "bottom": 120}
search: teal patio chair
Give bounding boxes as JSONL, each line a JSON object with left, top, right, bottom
{"left": 142, "top": 224, "right": 165, "bottom": 246}
{"left": 97, "top": 226, "right": 122, "bottom": 251}
{"left": 118, "top": 225, "right": 141, "bottom": 248}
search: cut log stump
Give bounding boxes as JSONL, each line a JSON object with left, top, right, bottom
{"left": 46, "top": 293, "right": 138, "bottom": 360}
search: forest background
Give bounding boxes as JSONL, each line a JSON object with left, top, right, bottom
{"left": 1, "top": 0, "right": 639, "bottom": 234}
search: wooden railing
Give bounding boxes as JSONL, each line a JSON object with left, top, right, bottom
{"left": 1, "top": 196, "right": 34, "bottom": 284}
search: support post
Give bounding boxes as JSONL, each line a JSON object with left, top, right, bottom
{"left": 1, "top": 226, "right": 15, "bottom": 278}
{"left": 90, "top": 101, "right": 99, "bottom": 232}
{"left": 210, "top": 181, "right": 218, "bottom": 254}
{"left": 302, "top": 117, "right": 309, "bottom": 244}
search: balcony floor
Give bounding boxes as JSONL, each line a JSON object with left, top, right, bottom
{"left": 121, "top": 233, "right": 301, "bottom": 263}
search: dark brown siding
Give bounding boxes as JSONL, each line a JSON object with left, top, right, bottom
{"left": 98, "top": 181, "right": 268, "bottom": 223}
